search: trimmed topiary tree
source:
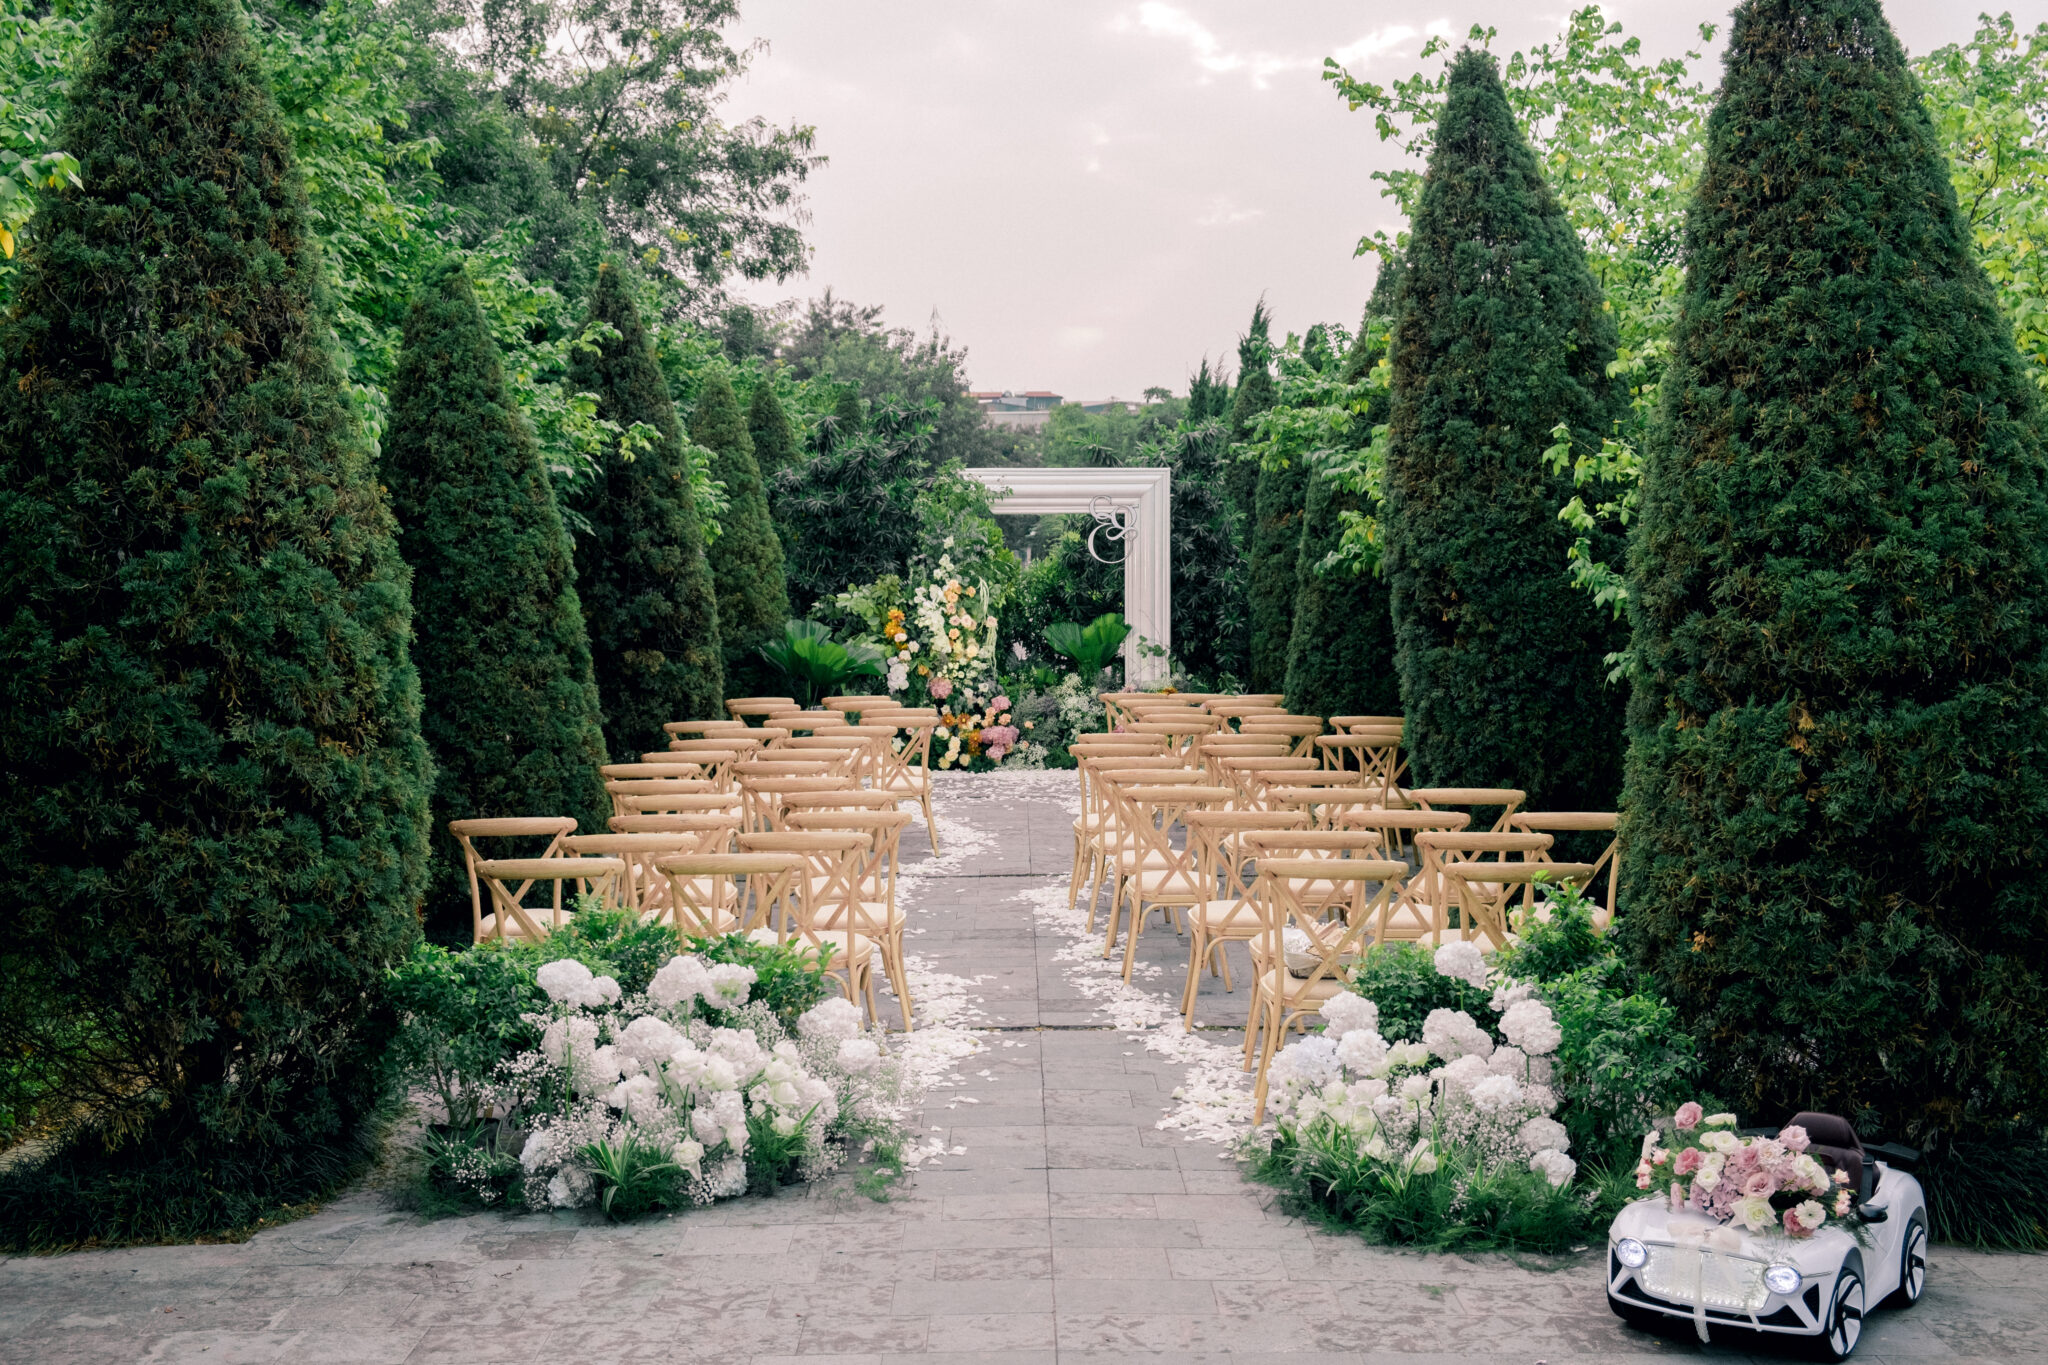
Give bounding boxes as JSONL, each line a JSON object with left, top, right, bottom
{"left": 1225, "top": 300, "right": 1276, "bottom": 532}
{"left": 692, "top": 367, "right": 790, "bottom": 699}
{"left": 569, "top": 264, "right": 724, "bottom": 755}
{"left": 1285, "top": 302, "right": 1401, "bottom": 721}
{"left": 383, "top": 260, "right": 611, "bottom": 943}
{"left": 0, "top": 0, "right": 432, "bottom": 1245}
{"left": 747, "top": 378, "right": 800, "bottom": 480}
{"left": 1383, "top": 49, "right": 1626, "bottom": 809}
{"left": 1622, "top": 0, "right": 2048, "bottom": 1159}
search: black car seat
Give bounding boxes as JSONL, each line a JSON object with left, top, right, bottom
{"left": 1786, "top": 1111, "right": 1873, "bottom": 1201}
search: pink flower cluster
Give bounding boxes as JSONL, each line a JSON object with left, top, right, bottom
{"left": 979, "top": 724, "right": 1020, "bottom": 761}
{"left": 1635, "top": 1103, "right": 1851, "bottom": 1237}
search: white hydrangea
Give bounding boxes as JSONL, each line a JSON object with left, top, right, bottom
{"left": 836, "top": 1038, "right": 883, "bottom": 1073}
{"left": 545, "top": 1166, "right": 594, "bottom": 1208}
{"left": 1468, "top": 1073, "right": 1523, "bottom": 1114}
{"left": 1489, "top": 978, "right": 1536, "bottom": 1012}
{"left": 1518, "top": 1116, "right": 1569, "bottom": 1155}
{"left": 1421, "top": 1007, "right": 1495, "bottom": 1061}
{"left": 647, "top": 954, "right": 714, "bottom": 1009}
{"left": 606, "top": 1073, "right": 664, "bottom": 1126}
{"left": 704, "top": 963, "right": 757, "bottom": 1010}
{"left": 1434, "top": 1052, "right": 1493, "bottom": 1094}
{"left": 1529, "top": 1148, "right": 1577, "bottom": 1188}
{"left": 1334, "top": 1028, "right": 1391, "bottom": 1077}
{"left": 615, "top": 1015, "right": 684, "bottom": 1072}
{"left": 1499, "top": 999, "right": 1562, "bottom": 1056}
{"left": 1486, "top": 1044, "right": 1554, "bottom": 1085}
{"left": 1387, "top": 1039, "right": 1432, "bottom": 1070}
{"left": 535, "top": 958, "right": 622, "bottom": 1008}
{"left": 1433, "top": 940, "right": 1490, "bottom": 989}
{"left": 1319, "top": 992, "right": 1379, "bottom": 1039}
{"left": 799, "top": 996, "right": 864, "bottom": 1041}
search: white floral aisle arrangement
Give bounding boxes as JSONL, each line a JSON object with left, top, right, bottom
{"left": 391, "top": 924, "right": 916, "bottom": 1219}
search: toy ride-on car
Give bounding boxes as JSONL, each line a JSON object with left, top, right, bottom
{"left": 1606, "top": 1112, "right": 1927, "bottom": 1360}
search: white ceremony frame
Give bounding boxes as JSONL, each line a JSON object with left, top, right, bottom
{"left": 962, "top": 466, "right": 1172, "bottom": 683}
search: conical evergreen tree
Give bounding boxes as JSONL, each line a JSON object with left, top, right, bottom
{"left": 383, "top": 261, "right": 610, "bottom": 942}
{"left": 0, "top": 0, "right": 431, "bottom": 1242}
{"left": 1247, "top": 449, "right": 1309, "bottom": 692}
{"left": 1186, "top": 357, "right": 1229, "bottom": 424}
{"left": 693, "top": 367, "right": 789, "bottom": 699}
{"left": 746, "top": 379, "right": 800, "bottom": 480}
{"left": 569, "top": 265, "right": 724, "bottom": 755}
{"left": 1383, "top": 49, "right": 1626, "bottom": 809}
{"left": 1224, "top": 301, "right": 1275, "bottom": 525}
{"left": 1285, "top": 290, "right": 1402, "bottom": 720}
{"left": 1623, "top": 0, "right": 2048, "bottom": 1147}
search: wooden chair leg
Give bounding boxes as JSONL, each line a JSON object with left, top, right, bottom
{"left": 888, "top": 936, "right": 914, "bottom": 1032}
{"left": 922, "top": 788, "right": 939, "bottom": 855}
{"left": 1181, "top": 930, "right": 1207, "bottom": 1024}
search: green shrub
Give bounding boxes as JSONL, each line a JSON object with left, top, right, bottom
{"left": 687, "top": 931, "right": 833, "bottom": 1029}
{"left": 1382, "top": 48, "right": 1627, "bottom": 809}
{"left": 0, "top": 0, "right": 431, "bottom": 1249}
{"left": 1621, "top": 0, "right": 2048, "bottom": 1159}
{"left": 385, "top": 940, "right": 548, "bottom": 1130}
{"left": 1348, "top": 944, "right": 1468, "bottom": 1042}
{"left": 1246, "top": 452, "right": 1308, "bottom": 693}
{"left": 1250, "top": 1123, "right": 1629, "bottom": 1254}
{"left": 746, "top": 379, "right": 801, "bottom": 480}
{"left": 568, "top": 263, "right": 725, "bottom": 754}
{"left": 693, "top": 367, "right": 790, "bottom": 699}
{"left": 383, "top": 260, "right": 612, "bottom": 942}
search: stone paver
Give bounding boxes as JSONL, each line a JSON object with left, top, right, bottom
{"left": 3, "top": 771, "right": 2042, "bottom": 1363}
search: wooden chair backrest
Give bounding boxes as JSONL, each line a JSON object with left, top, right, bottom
{"left": 562, "top": 829, "right": 737, "bottom": 921}
{"left": 616, "top": 792, "right": 744, "bottom": 816}
{"left": 1409, "top": 787, "right": 1526, "bottom": 831}
{"left": 655, "top": 851, "right": 802, "bottom": 938}
{"left": 1507, "top": 811, "right": 1619, "bottom": 922}
{"left": 472, "top": 855, "right": 623, "bottom": 942}
{"left": 448, "top": 817, "right": 578, "bottom": 942}
{"left": 608, "top": 813, "right": 745, "bottom": 836}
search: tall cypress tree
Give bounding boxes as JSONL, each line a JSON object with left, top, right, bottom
{"left": 384, "top": 261, "right": 610, "bottom": 942}
{"left": 569, "top": 265, "right": 724, "bottom": 755}
{"left": 1383, "top": 50, "right": 1626, "bottom": 809}
{"left": 0, "top": 0, "right": 431, "bottom": 1242}
{"left": 1623, "top": 0, "right": 2048, "bottom": 1149}
{"left": 693, "top": 367, "right": 789, "bottom": 699}
{"left": 1225, "top": 301, "right": 1276, "bottom": 526}
{"left": 1186, "top": 357, "right": 1229, "bottom": 424}
{"left": 746, "top": 379, "right": 800, "bottom": 480}
{"left": 1285, "top": 294, "right": 1402, "bottom": 720}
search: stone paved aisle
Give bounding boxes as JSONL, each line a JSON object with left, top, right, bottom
{"left": 3, "top": 772, "right": 2042, "bottom": 1364}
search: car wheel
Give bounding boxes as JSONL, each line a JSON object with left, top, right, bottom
{"left": 1812, "top": 1265, "right": 1866, "bottom": 1361}
{"left": 1889, "top": 1213, "right": 1927, "bottom": 1308}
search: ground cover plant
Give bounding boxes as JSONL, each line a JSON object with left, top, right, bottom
{"left": 1249, "top": 887, "right": 1695, "bottom": 1253}
{"left": 386, "top": 910, "right": 907, "bottom": 1216}
{"left": 1619, "top": 0, "right": 2048, "bottom": 1249}
{"left": 0, "top": 0, "right": 432, "bottom": 1251}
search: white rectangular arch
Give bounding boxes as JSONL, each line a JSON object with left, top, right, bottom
{"left": 963, "top": 466, "right": 1172, "bottom": 683}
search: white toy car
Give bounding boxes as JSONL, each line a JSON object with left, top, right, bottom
{"left": 1606, "top": 1112, "right": 1927, "bottom": 1360}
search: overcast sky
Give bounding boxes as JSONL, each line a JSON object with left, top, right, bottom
{"left": 723, "top": 1, "right": 2045, "bottom": 402}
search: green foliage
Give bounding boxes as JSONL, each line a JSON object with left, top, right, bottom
{"left": 534, "top": 902, "right": 681, "bottom": 997}
{"left": 1044, "top": 613, "right": 1132, "bottom": 680}
{"left": 1348, "top": 945, "right": 1469, "bottom": 1044}
{"left": 1283, "top": 463, "right": 1400, "bottom": 721}
{"left": 686, "top": 931, "right": 833, "bottom": 1029}
{"left": 1620, "top": 0, "right": 2048, "bottom": 1152}
{"left": 1250, "top": 1128, "right": 1628, "bottom": 1254}
{"left": 569, "top": 263, "right": 726, "bottom": 754}
{"left": 757, "top": 619, "right": 885, "bottom": 708}
{"left": 1154, "top": 421, "right": 1248, "bottom": 687}
{"left": 1917, "top": 14, "right": 2048, "bottom": 391}
{"left": 384, "top": 260, "right": 612, "bottom": 942}
{"left": 0, "top": 0, "right": 83, "bottom": 289}
{"left": 1919, "top": 1137, "right": 2048, "bottom": 1250}
{"left": 385, "top": 941, "right": 547, "bottom": 1129}
{"left": 0, "top": 0, "right": 431, "bottom": 1247}
{"left": 436, "top": 0, "right": 820, "bottom": 293}
{"left": 1382, "top": 49, "right": 1627, "bottom": 810}
{"left": 1247, "top": 449, "right": 1309, "bottom": 693}
{"left": 583, "top": 1131, "right": 687, "bottom": 1219}
{"left": 1224, "top": 300, "right": 1276, "bottom": 535}
{"left": 693, "top": 367, "right": 790, "bottom": 698}
{"left": 746, "top": 375, "right": 801, "bottom": 479}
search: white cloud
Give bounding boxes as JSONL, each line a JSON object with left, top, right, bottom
{"left": 1120, "top": 2, "right": 1309, "bottom": 87}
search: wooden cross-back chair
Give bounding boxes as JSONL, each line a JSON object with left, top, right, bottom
{"left": 739, "top": 830, "right": 893, "bottom": 1025}
{"left": 1506, "top": 812, "right": 1619, "bottom": 927}
{"left": 1102, "top": 783, "right": 1236, "bottom": 982}
{"left": 614, "top": 791, "right": 744, "bottom": 818}
{"left": 448, "top": 817, "right": 578, "bottom": 943}
{"left": 1085, "top": 765, "right": 1208, "bottom": 929}
{"left": 1236, "top": 716, "right": 1326, "bottom": 758}
{"left": 605, "top": 777, "right": 717, "bottom": 818}
{"left": 1337, "top": 805, "right": 1470, "bottom": 864}
{"left": 738, "top": 774, "right": 857, "bottom": 833}
{"left": 872, "top": 712, "right": 940, "bottom": 853}
{"left": 654, "top": 851, "right": 793, "bottom": 941}
{"left": 1407, "top": 787, "right": 1526, "bottom": 833}
{"left": 665, "top": 719, "right": 756, "bottom": 738}
{"left": 472, "top": 855, "right": 626, "bottom": 943}
{"left": 785, "top": 809, "right": 916, "bottom": 1030}
{"left": 1440, "top": 856, "right": 1597, "bottom": 951}
{"left": 1245, "top": 856, "right": 1406, "bottom": 1123}
{"left": 726, "top": 697, "right": 798, "bottom": 723}
{"left": 1408, "top": 830, "right": 1553, "bottom": 947}
{"left": 1177, "top": 810, "right": 1311, "bottom": 1025}
{"left": 1330, "top": 714, "right": 1403, "bottom": 732}
{"left": 1068, "top": 746, "right": 1182, "bottom": 914}
{"left": 562, "top": 829, "right": 738, "bottom": 928}
{"left": 1263, "top": 785, "right": 1383, "bottom": 832}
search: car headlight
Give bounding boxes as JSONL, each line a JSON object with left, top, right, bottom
{"left": 1614, "top": 1237, "right": 1648, "bottom": 1268}
{"left": 1763, "top": 1263, "right": 1802, "bottom": 1296}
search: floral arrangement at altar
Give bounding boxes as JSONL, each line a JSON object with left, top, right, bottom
{"left": 832, "top": 548, "right": 1037, "bottom": 770}
{"left": 1634, "top": 1104, "right": 1853, "bottom": 1237}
